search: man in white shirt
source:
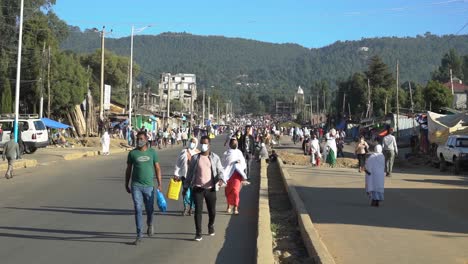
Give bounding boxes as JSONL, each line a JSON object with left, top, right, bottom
{"left": 382, "top": 128, "right": 398, "bottom": 177}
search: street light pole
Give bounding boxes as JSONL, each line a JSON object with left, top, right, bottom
{"left": 99, "top": 26, "right": 105, "bottom": 121}
{"left": 128, "top": 25, "right": 151, "bottom": 128}
{"left": 13, "top": 0, "right": 25, "bottom": 143}
{"left": 128, "top": 26, "right": 134, "bottom": 127}
{"left": 166, "top": 75, "right": 171, "bottom": 129}
{"left": 190, "top": 84, "right": 194, "bottom": 136}
{"left": 202, "top": 89, "right": 205, "bottom": 126}
{"left": 208, "top": 96, "right": 211, "bottom": 123}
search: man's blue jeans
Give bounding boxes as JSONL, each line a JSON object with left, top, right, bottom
{"left": 131, "top": 185, "right": 155, "bottom": 238}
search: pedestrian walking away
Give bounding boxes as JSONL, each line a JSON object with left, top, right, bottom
{"left": 382, "top": 128, "right": 398, "bottom": 177}
{"left": 101, "top": 130, "right": 110, "bottom": 155}
{"left": 324, "top": 129, "right": 338, "bottom": 167}
{"left": 184, "top": 135, "right": 225, "bottom": 242}
{"left": 2, "top": 133, "right": 21, "bottom": 179}
{"left": 239, "top": 125, "right": 255, "bottom": 179}
{"left": 310, "top": 134, "right": 321, "bottom": 166}
{"left": 222, "top": 137, "right": 249, "bottom": 215}
{"left": 173, "top": 137, "right": 200, "bottom": 216}
{"left": 125, "top": 131, "right": 162, "bottom": 245}
{"left": 365, "top": 144, "right": 385, "bottom": 207}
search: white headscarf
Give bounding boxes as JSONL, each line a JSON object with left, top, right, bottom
{"left": 365, "top": 144, "right": 385, "bottom": 193}
{"left": 374, "top": 144, "right": 383, "bottom": 154}
{"left": 222, "top": 146, "right": 247, "bottom": 181}
{"left": 188, "top": 137, "right": 199, "bottom": 156}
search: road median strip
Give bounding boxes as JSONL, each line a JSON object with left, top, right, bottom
{"left": 278, "top": 157, "right": 336, "bottom": 264}
{"left": 256, "top": 159, "right": 275, "bottom": 264}
{"left": 0, "top": 159, "right": 38, "bottom": 171}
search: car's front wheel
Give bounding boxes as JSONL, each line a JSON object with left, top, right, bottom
{"left": 440, "top": 155, "right": 447, "bottom": 172}
{"left": 454, "top": 157, "right": 461, "bottom": 175}
{"left": 24, "top": 145, "right": 37, "bottom": 154}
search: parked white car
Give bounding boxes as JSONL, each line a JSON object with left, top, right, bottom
{"left": 437, "top": 135, "right": 468, "bottom": 174}
{"left": 0, "top": 115, "right": 49, "bottom": 154}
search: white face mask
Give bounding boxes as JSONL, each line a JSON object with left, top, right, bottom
{"left": 201, "top": 144, "right": 209, "bottom": 153}
{"left": 189, "top": 142, "right": 196, "bottom": 149}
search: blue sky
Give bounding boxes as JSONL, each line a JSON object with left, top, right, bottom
{"left": 53, "top": 0, "right": 468, "bottom": 48}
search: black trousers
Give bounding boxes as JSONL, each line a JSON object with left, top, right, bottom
{"left": 192, "top": 186, "right": 217, "bottom": 235}
{"left": 244, "top": 152, "right": 253, "bottom": 178}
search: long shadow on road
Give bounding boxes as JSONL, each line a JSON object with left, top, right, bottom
{"left": 214, "top": 160, "right": 259, "bottom": 264}
{"left": 296, "top": 186, "right": 468, "bottom": 234}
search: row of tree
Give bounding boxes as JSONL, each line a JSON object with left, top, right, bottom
{"left": 0, "top": 0, "right": 141, "bottom": 119}
{"left": 333, "top": 50, "right": 467, "bottom": 119}
{"left": 62, "top": 29, "right": 468, "bottom": 115}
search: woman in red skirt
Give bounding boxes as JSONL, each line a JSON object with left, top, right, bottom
{"left": 223, "top": 138, "right": 249, "bottom": 215}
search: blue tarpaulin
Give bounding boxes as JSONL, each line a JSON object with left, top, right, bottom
{"left": 41, "top": 118, "right": 71, "bottom": 129}
{"left": 336, "top": 120, "right": 347, "bottom": 130}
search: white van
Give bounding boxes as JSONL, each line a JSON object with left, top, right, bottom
{"left": 0, "top": 114, "right": 49, "bottom": 154}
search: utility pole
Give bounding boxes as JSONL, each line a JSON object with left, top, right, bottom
{"left": 309, "top": 96, "right": 313, "bottom": 125}
{"left": 396, "top": 60, "right": 400, "bottom": 138}
{"left": 208, "top": 96, "right": 211, "bottom": 122}
{"left": 128, "top": 26, "right": 134, "bottom": 127}
{"left": 167, "top": 75, "right": 172, "bottom": 129}
{"left": 366, "top": 79, "right": 371, "bottom": 118}
{"left": 202, "top": 89, "right": 205, "bottom": 126}
{"left": 39, "top": 42, "right": 46, "bottom": 118}
{"left": 450, "top": 69, "right": 454, "bottom": 95}
{"left": 385, "top": 95, "right": 388, "bottom": 115}
{"left": 342, "top": 92, "right": 346, "bottom": 114}
{"left": 225, "top": 102, "right": 228, "bottom": 122}
{"left": 316, "top": 92, "right": 319, "bottom": 114}
{"left": 125, "top": 60, "right": 129, "bottom": 115}
{"left": 47, "top": 45, "right": 51, "bottom": 118}
{"left": 216, "top": 100, "right": 219, "bottom": 124}
{"left": 348, "top": 103, "right": 351, "bottom": 119}
{"left": 99, "top": 26, "right": 106, "bottom": 121}
{"left": 190, "top": 85, "right": 194, "bottom": 136}
{"left": 86, "top": 65, "right": 90, "bottom": 137}
{"left": 323, "top": 91, "right": 326, "bottom": 114}
{"left": 409, "top": 81, "right": 414, "bottom": 113}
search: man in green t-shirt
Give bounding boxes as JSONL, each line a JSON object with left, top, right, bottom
{"left": 125, "top": 131, "right": 162, "bottom": 245}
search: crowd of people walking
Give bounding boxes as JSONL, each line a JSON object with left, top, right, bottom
{"left": 123, "top": 121, "right": 275, "bottom": 244}
{"left": 287, "top": 125, "right": 399, "bottom": 208}
{"left": 120, "top": 118, "right": 400, "bottom": 245}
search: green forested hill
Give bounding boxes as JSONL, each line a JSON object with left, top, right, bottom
{"left": 62, "top": 28, "right": 468, "bottom": 99}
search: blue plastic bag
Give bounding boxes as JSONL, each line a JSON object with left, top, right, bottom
{"left": 183, "top": 187, "right": 195, "bottom": 208}
{"left": 156, "top": 189, "right": 167, "bottom": 212}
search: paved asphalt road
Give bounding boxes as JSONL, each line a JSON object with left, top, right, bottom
{"left": 0, "top": 137, "right": 259, "bottom": 264}
{"left": 279, "top": 137, "right": 468, "bottom": 264}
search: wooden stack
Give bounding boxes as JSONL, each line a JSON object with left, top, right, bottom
{"left": 66, "top": 94, "right": 99, "bottom": 137}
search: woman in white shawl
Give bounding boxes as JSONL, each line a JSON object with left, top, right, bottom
{"left": 365, "top": 144, "right": 385, "bottom": 207}
{"left": 101, "top": 131, "right": 110, "bottom": 155}
{"left": 223, "top": 137, "right": 249, "bottom": 215}
{"left": 174, "top": 137, "right": 200, "bottom": 216}
{"left": 323, "top": 128, "right": 338, "bottom": 166}
{"left": 309, "top": 134, "right": 321, "bottom": 166}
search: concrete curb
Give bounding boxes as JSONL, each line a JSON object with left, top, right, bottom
{"left": 278, "top": 158, "right": 336, "bottom": 264}
{"left": 62, "top": 148, "right": 129, "bottom": 161}
{"left": 0, "top": 159, "right": 38, "bottom": 171}
{"left": 62, "top": 150, "right": 99, "bottom": 161}
{"left": 256, "top": 159, "right": 275, "bottom": 264}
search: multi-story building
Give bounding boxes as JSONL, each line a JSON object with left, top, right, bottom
{"left": 158, "top": 73, "right": 197, "bottom": 113}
